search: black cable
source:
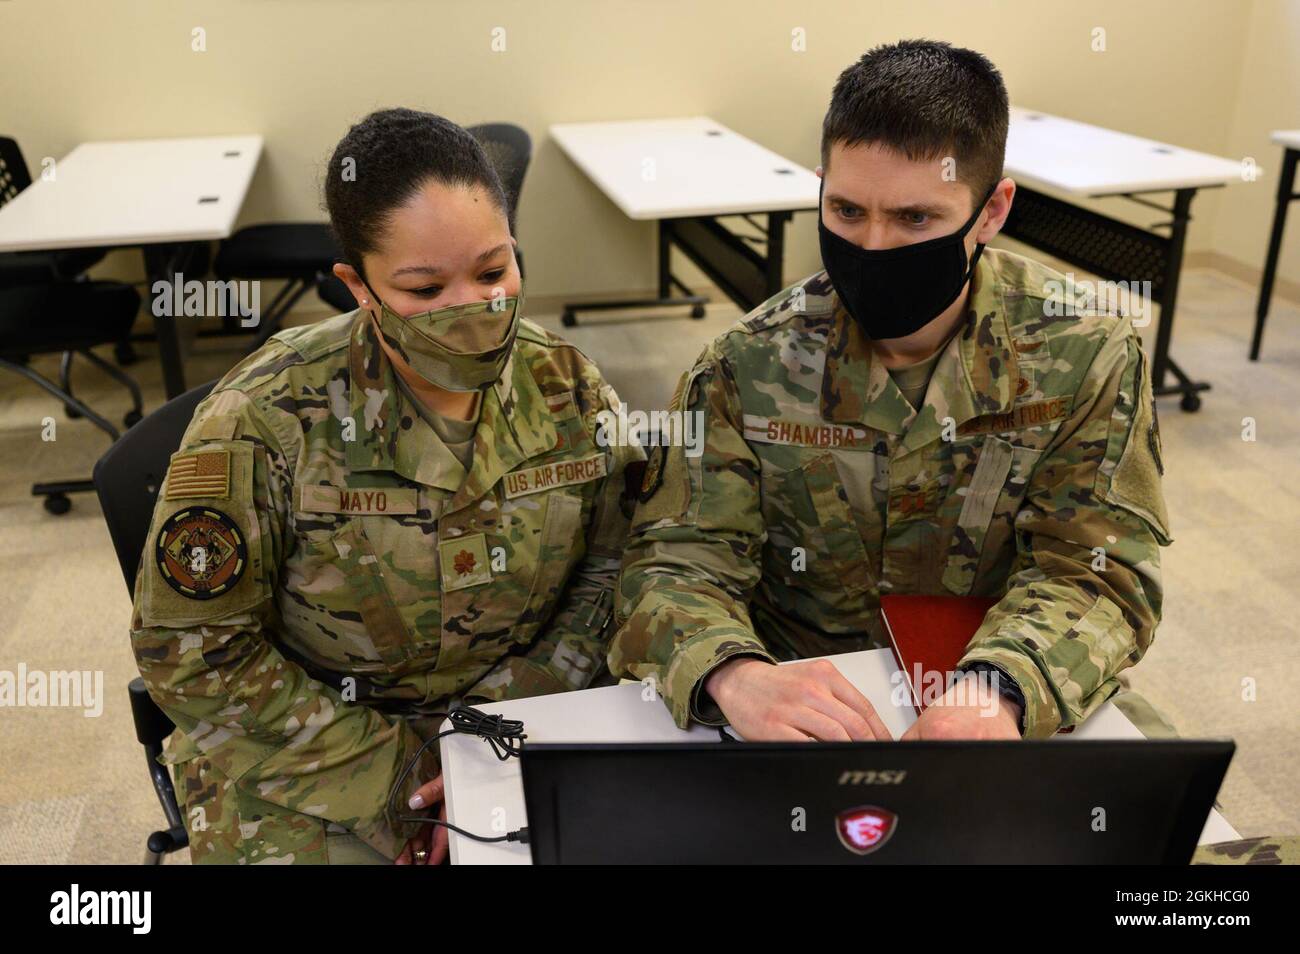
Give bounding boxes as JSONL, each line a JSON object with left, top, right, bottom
{"left": 387, "top": 702, "right": 530, "bottom": 845}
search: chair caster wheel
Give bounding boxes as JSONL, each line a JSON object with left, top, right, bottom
{"left": 43, "top": 494, "right": 71, "bottom": 516}
{"left": 561, "top": 311, "right": 576, "bottom": 327}
{"left": 115, "top": 342, "right": 139, "bottom": 365}
{"left": 690, "top": 304, "right": 706, "bottom": 319}
{"left": 1180, "top": 392, "right": 1202, "bottom": 412}
{"left": 124, "top": 409, "right": 143, "bottom": 427}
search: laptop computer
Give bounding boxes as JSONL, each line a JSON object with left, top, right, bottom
{"left": 520, "top": 739, "right": 1233, "bottom": 864}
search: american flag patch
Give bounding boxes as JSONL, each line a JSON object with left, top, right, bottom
{"left": 165, "top": 450, "right": 231, "bottom": 500}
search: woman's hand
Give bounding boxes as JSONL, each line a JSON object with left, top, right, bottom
{"left": 394, "top": 775, "right": 449, "bottom": 865}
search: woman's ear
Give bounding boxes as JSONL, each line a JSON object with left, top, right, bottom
{"left": 333, "top": 262, "right": 374, "bottom": 311}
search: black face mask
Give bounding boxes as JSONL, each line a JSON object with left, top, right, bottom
{"left": 818, "top": 181, "right": 996, "bottom": 341}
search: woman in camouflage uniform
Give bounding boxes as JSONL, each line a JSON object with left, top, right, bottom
{"left": 131, "top": 109, "right": 641, "bottom": 864}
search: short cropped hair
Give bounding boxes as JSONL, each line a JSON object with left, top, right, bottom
{"left": 821, "top": 39, "right": 1009, "bottom": 205}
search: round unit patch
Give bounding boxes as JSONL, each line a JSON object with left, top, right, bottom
{"left": 155, "top": 507, "right": 248, "bottom": 600}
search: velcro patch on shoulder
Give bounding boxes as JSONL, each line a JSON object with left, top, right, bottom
{"left": 165, "top": 450, "right": 231, "bottom": 500}
{"left": 743, "top": 415, "right": 870, "bottom": 449}
{"left": 296, "top": 484, "right": 419, "bottom": 515}
{"left": 956, "top": 398, "right": 1069, "bottom": 437}
{"left": 502, "top": 453, "right": 607, "bottom": 499}
{"left": 155, "top": 507, "right": 247, "bottom": 599}
{"left": 196, "top": 415, "right": 240, "bottom": 442}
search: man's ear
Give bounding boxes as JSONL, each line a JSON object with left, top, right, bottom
{"left": 974, "top": 177, "right": 1016, "bottom": 244}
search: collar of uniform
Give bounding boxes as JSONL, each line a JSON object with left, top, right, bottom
{"left": 818, "top": 253, "right": 1017, "bottom": 446}
{"left": 445, "top": 345, "right": 557, "bottom": 514}
{"left": 343, "top": 312, "right": 501, "bottom": 493}
{"left": 346, "top": 313, "right": 406, "bottom": 476}
{"left": 819, "top": 300, "right": 912, "bottom": 435}
{"left": 954, "top": 249, "right": 1018, "bottom": 420}
{"left": 390, "top": 370, "right": 468, "bottom": 491}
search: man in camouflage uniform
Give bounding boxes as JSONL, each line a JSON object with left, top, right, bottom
{"left": 131, "top": 310, "right": 640, "bottom": 864}
{"left": 610, "top": 249, "right": 1171, "bottom": 739}
{"left": 610, "top": 39, "right": 1180, "bottom": 752}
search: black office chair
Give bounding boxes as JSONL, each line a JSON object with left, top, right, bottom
{"left": 0, "top": 137, "right": 107, "bottom": 283}
{"left": 213, "top": 222, "right": 343, "bottom": 351}
{"left": 468, "top": 122, "right": 533, "bottom": 241}
{"left": 94, "top": 379, "right": 216, "bottom": 864}
{"left": 0, "top": 280, "right": 145, "bottom": 513}
{"left": 313, "top": 121, "right": 535, "bottom": 316}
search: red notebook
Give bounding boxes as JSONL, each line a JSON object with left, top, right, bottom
{"left": 879, "top": 595, "right": 998, "bottom": 716}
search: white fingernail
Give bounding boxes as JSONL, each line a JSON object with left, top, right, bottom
{"left": 408, "top": 794, "right": 425, "bottom": 809}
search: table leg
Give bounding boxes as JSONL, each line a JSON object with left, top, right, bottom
{"left": 657, "top": 217, "right": 672, "bottom": 298}
{"left": 1250, "top": 147, "right": 1298, "bottom": 361}
{"left": 1150, "top": 189, "right": 1209, "bottom": 412}
{"left": 560, "top": 219, "right": 707, "bottom": 327}
{"left": 764, "top": 211, "right": 791, "bottom": 297}
{"left": 142, "top": 244, "right": 188, "bottom": 399}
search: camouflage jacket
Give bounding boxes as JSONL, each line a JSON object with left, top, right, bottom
{"left": 131, "top": 311, "right": 640, "bottom": 862}
{"left": 611, "top": 248, "right": 1172, "bottom": 738}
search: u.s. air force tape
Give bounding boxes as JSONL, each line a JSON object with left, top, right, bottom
{"left": 501, "top": 454, "right": 607, "bottom": 499}
{"left": 155, "top": 507, "right": 248, "bottom": 600}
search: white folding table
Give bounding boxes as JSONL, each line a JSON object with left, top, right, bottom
{"left": 1249, "top": 129, "right": 1300, "bottom": 360}
{"left": 440, "top": 647, "right": 1239, "bottom": 864}
{"left": 0, "top": 134, "right": 264, "bottom": 399}
{"left": 1003, "top": 107, "right": 1247, "bottom": 412}
{"left": 549, "top": 117, "right": 820, "bottom": 325}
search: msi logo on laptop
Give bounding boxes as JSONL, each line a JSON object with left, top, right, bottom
{"left": 836, "top": 806, "right": 898, "bottom": 855}
{"left": 837, "top": 769, "right": 907, "bottom": 785}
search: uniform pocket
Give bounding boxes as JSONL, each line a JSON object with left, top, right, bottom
{"left": 436, "top": 488, "right": 588, "bottom": 676}
{"left": 286, "top": 518, "right": 424, "bottom": 673}
{"left": 1099, "top": 343, "right": 1173, "bottom": 545}
{"left": 761, "top": 452, "right": 873, "bottom": 610}
{"left": 524, "top": 492, "right": 585, "bottom": 619}
{"left": 492, "top": 490, "right": 586, "bottom": 646}
{"left": 942, "top": 436, "right": 1041, "bottom": 595}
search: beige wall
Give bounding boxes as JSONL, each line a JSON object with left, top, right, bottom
{"left": 1, "top": 0, "right": 1292, "bottom": 298}
{"left": 1211, "top": 0, "right": 1300, "bottom": 292}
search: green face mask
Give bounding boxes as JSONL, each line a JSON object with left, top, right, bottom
{"left": 368, "top": 291, "right": 522, "bottom": 392}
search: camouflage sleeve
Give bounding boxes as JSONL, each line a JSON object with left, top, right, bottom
{"left": 1192, "top": 836, "right": 1300, "bottom": 865}
{"left": 130, "top": 387, "right": 436, "bottom": 860}
{"left": 609, "top": 344, "right": 775, "bottom": 728}
{"left": 958, "top": 318, "right": 1172, "bottom": 738}
{"left": 467, "top": 361, "right": 645, "bottom": 700}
